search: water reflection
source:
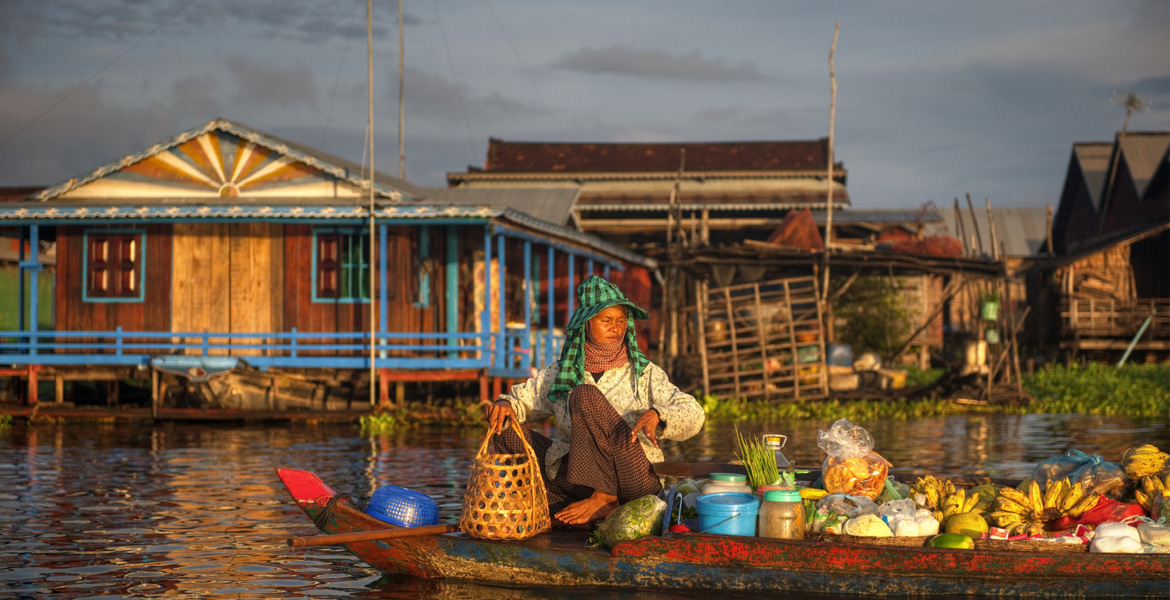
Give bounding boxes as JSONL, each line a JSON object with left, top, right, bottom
{"left": 0, "top": 414, "right": 1165, "bottom": 599}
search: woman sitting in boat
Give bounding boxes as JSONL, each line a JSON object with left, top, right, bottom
{"left": 488, "top": 275, "right": 705, "bottom": 526}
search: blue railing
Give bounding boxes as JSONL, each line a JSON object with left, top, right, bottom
{"left": 0, "top": 327, "right": 566, "bottom": 378}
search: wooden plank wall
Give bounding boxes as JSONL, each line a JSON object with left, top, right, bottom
{"left": 55, "top": 224, "right": 172, "bottom": 334}
{"left": 172, "top": 223, "right": 283, "bottom": 356}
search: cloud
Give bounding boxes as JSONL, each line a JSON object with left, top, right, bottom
{"left": 397, "top": 66, "right": 536, "bottom": 121}
{"left": 552, "top": 45, "right": 766, "bottom": 81}
{"left": 0, "top": 0, "right": 419, "bottom": 44}
{"left": 225, "top": 56, "right": 318, "bottom": 110}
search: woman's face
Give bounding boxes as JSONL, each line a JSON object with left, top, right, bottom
{"left": 588, "top": 305, "right": 629, "bottom": 344}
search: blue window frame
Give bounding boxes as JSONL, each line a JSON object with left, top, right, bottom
{"left": 313, "top": 227, "right": 370, "bottom": 302}
{"left": 83, "top": 229, "right": 146, "bottom": 302}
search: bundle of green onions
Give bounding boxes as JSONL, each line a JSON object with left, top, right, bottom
{"left": 734, "top": 425, "right": 779, "bottom": 490}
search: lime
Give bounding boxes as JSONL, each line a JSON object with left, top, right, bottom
{"left": 929, "top": 533, "right": 975, "bottom": 549}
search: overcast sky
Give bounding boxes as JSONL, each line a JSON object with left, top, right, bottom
{"left": 0, "top": 0, "right": 1167, "bottom": 209}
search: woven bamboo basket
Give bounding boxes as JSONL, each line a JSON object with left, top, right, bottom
{"left": 814, "top": 532, "right": 931, "bottom": 547}
{"left": 459, "top": 420, "right": 551, "bottom": 540}
{"left": 974, "top": 538, "right": 1088, "bottom": 553}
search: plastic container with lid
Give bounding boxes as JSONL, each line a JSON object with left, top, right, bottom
{"left": 700, "top": 473, "right": 752, "bottom": 496}
{"left": 758, "top": 489, "right": 805, "bottom": 540}
{"left": 696, "top": 492, "right": 759, "bottom": 536}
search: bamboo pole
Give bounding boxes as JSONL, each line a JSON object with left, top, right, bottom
{"left": 953, "top": 198, "right": 969, "bottom": 258}
{"left": 1046, "top": 204, "right": 1054, "bottom": 256}
{"left": 696, "top": 280, "right": 710, "bottom": 398}
{"left": 367, "top": 0, "right": 377, "bottom": 408}
{"left": 820, "top": 21, "right": 840, "bottom": 343}
{"left": 985, "top": 198, "right": 999, "bottom": 261}
{"left": 966, "top": 194, "right": 984, "bottom": 257}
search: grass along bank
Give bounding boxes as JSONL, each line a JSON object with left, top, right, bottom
{"left": 703, "top": 363, "right": 1170, "bottom": 421}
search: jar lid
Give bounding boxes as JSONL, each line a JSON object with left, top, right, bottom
{"left": 710, "top": 473, "right": 746, "bottom": 483}
{"left": 763, "top": 489, "right": 802, "bottom": 502}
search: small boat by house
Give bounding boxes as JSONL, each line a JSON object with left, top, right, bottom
{"left": 278, "top": 467, "right": 1169, "bottom": 597}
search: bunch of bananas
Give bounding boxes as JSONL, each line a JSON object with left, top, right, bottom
{"left": 911, "top": 475, "right": 954, "bottom": 510}
{"left": 1134, "top": 472, "right": 1170, "bottom": 513}
{"left": 1121, "top": 444, "right": 1169, "bottom": 480}
{"left": 911, "top": 476, "right": 996, "bottom": 524}
{"left": 989, "top": 478, "right": 1099, "bottom": 536}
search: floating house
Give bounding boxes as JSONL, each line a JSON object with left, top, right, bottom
{"left": 1041, "top": 131, "right": 1169, "bottom": 360}
{"left": 0, "top": 119, "right": 655, "bottom": 413}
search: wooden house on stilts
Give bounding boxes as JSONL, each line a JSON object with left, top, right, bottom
{"left": 0, "top": 119, "right": 655, "bottom": 414}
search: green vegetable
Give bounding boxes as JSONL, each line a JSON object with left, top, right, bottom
{"left": 594, "top": 494, "right": 666, "bottom": 549}
{"left": 734, "top": 425, "right": 779, "bottom": 489}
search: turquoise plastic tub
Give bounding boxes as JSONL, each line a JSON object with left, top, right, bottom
{"left": 696, "top": 492, "right": 759, "bottom": 536}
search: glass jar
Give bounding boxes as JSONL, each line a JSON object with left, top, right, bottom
{"left": 758, "top": 489, "right": 805, "bottom": 539}
{"left": 700, "top": 473, "right": 752, "bottom": 496}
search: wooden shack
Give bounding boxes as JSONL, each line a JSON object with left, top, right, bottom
{"left": 1042, "top": 131, "right": 1169, "bottom": 360}
{"left": 0, "top": 119, "right": 654, "bottom": 412}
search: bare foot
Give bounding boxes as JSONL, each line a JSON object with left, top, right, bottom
{"left": 555, "top": 491, "right": 618, "bottom": 525}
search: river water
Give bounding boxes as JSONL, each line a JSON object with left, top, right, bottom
{"left": 0, "top": 413, "right": 1166, "bottom": 599}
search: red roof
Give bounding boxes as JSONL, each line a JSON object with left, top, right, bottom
{"left": 484, "top": 139, "right": 834, "bottom": 173}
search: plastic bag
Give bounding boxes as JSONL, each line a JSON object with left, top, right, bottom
{"left": 817, "top": 492, "right": 879, "bottom": 518}
{"left": 595, "top": 494, "right": 665, "bottom": 549}
{"left": 1031, "top": 450, "right": 1128, "bottom": 499}
{"left": 817, "top": 419, "right": 891, "bottom": 499}
{"left": 878, "top": 498, "right": 917, "bottom": 522}
{"left": 1051, "top": 496, "right": 1146, "bottom": 531}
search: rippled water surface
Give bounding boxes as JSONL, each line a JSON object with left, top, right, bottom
{"left": 0, "top": 413, "right": 1166, "bottom": 599}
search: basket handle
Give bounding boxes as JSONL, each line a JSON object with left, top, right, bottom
{"left": 476, "top": 417, "right": 535, "bottom": 462}
{"left": 475, "top": 418, "right": 549, "bottom": 501}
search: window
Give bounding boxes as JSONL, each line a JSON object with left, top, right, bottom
{"left": 84, "top": 230, "right": 145, "bottom": 302}
{"left": 314, "top": 228, "right": 370, "bottom": 302}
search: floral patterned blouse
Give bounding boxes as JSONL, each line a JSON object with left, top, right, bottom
{"left": 499, "top": 361, "right": 706, "bottom": 478}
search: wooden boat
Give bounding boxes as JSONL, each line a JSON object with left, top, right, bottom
{"left": 278, "top": 467, "right": 1169, "bottom": 596}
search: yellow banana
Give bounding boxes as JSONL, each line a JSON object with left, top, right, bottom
{"left": 962, "top": 492, "right": 981, "bottom": 514}
{"left": 1068, "top": 494, "right": 1100, "bottom": 518}
{"left": 996, "top": 497, "right": 1030, "bottom": 514}
{"left": 1135, "top": 489, "right": 1152, "bottom": 512}
{"left": 999, "top": 486, "right": 1031, "bottom": 507}
{"left": 1027, "top": 480, "right": 1044, "bottom": 514}
{"left": 1060, "top": 481, "right": 1084, "bottom": 513}
{"left": 990, "top": 510, "right": 1024, "bottom": 526}
{"left": 1042, "top": 479, "right": 1062, "bottom": 511}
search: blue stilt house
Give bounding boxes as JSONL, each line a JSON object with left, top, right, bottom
{"left": 0, "top": 119, "right": 655, "bottom": 413}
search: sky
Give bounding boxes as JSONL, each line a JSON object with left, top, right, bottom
{"left": 0, "top": 0, "right": 1167, "bottom": 210}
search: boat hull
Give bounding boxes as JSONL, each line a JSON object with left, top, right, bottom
{"left": 278, "top": 468, "right": 1170, "bottom": 596}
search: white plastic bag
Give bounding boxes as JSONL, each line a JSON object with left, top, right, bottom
{"left": 1095, "top": 522, "right": 1140, "bottom": 544}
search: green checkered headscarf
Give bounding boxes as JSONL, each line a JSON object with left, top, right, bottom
{"left": 549, "top": 276, "right": 649, "bottom": 402}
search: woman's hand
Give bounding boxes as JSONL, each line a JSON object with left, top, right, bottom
{"left": 488, "top": 400, "right": 517, "bottom": 433}
{"left": 630, "top": 408, "right": 660, "bottom": 448}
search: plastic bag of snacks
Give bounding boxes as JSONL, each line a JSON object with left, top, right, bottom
{"left": 817, "top": 419, "right": 891, "bottom": 500}
{"left": 595, "top": 494, "right": 665, "bottom": 549}
{"left": 1031, "top": 449, "right": 1128, "bottom": 499}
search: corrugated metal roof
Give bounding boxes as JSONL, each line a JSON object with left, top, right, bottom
{"left": 434, "top": 187, "right": 578, "bottom": 226}
{"left": 942, "top": 206, "right": 1050, "bottom": 257}
{"left": 1118, "top": 132, "right": 1170, "bottom": 198}
{"left": 1073, "top": 142, "right": 1111, "bottom": 210}
{"left": 481, "top": 138, "right": 836, "bottom": 173}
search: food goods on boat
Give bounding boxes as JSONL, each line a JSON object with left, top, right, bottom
{"left": 1121, "top": 444, "right": 1170, "bottom": 480}
{"left": 1091, "top": 522, "right": 1144, "bottom": 553}
{"left": 595, "top": 494, "right": 665, "bottom": 549}
{"left": 944, "top": 511, "right": 989, "bottom": 540}
{"left": 758, "top": 490, "right": 805, "bottom": 540}
{"left": 842, "top": 513, "right": 892, "bottom": 537}
{"left": 1137, "top": 521, "right": 1170, "bottom": 547}
{"left": 988, "top": 478, "right": 1099, "bottom": 536}
{"left": 928, "top": 533, "right": 975, "bottom": 549}
{"left": 1133, "top": 472, "right": 1170, "bottom": 513}
{"left": 799, "top": 488, "right": 828, "bottom": 501}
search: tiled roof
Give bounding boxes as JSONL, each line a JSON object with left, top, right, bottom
{"left": 483, "top": 138, "right": 834, "bottom": 173}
